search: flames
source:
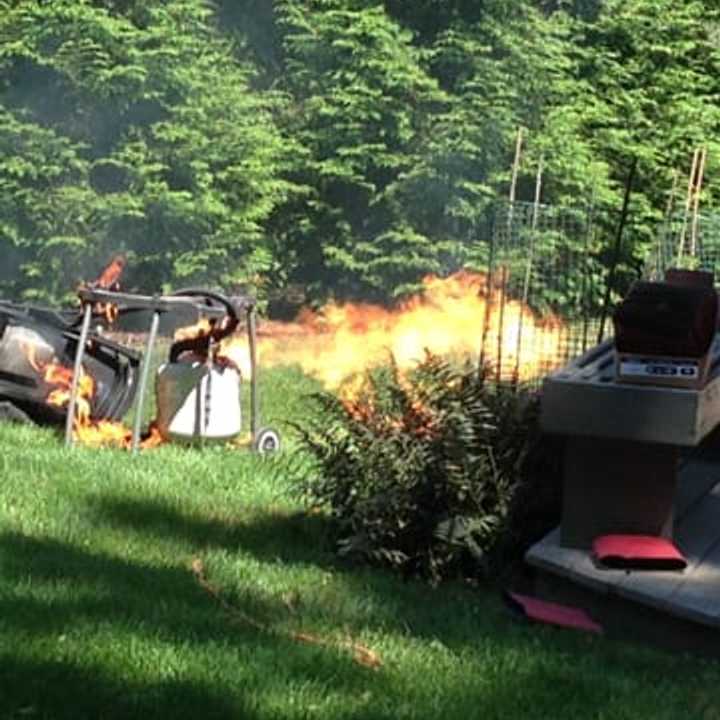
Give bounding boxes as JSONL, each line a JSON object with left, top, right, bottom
{"left": 44, "top": 365, "right": 95, "bottom": 423}
{"left": 73, "top": 419, "right": 131, "bottom": 448}
{"left": 20, "top": 269, "right": 564, "bottom": 450}
{"left": 73, "top": 420, "right": 164, "bottom": 450}
{"left": 20, "top": 341, "right": 159, "bottom": 449}
{"left": 80, "top": 254, "right": 126, "bottom": 324}
{"left": 22, "top": 341, "right": 96, "bottom": 424}
{"left": 93, "top": 255, "right": 126, "bottom": 290}
{"left": 218, "top": 270, "right": 565, "bottom": 389}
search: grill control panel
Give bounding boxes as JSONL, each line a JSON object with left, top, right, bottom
{"left": 619, "top": 358, "right": 700, "bottom": 380}
{"left": 616, "top": 352, "right": 707, "bottom": 389}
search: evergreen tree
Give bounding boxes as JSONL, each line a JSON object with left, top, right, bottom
{"left": 275, "top": 0, "right": 446, "bottom": 302}
{"left": 2, "top": 0, "right": 720, "bottom": 306}
{"left": 570, "top": 0, "right": 720, "bottom": 277}
{"left": 0, "top": 0, "right": 292, "bottom": 301}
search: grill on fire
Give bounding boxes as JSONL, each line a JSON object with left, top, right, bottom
{"left": 0, "top": 260, "right": 280, "bottom": 453}
{"left": 0, "top": 299, "right": 139, "bottom": 426}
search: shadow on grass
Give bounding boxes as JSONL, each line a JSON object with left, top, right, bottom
{"left": 0, "top": 524, "right": 706, "bottom": 720}
{"left": 0, "top": 532, "right": 388, "bottom": 720}
{"left": 0, "top": 655, "right": 241, "bottom": 720}
{"left": 86, "top": 496, "right": 698, "bottom": 677}
{"left": 90, "top": 495, "right": 337, "bottom": 566}
{"left": 89, "top": 496, "right": 502, "bottom": 639}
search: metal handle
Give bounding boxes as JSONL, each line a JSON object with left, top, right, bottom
{"left": 65, "top": 303, "right": 94, "bottom": 447}
{"left": 131, "top": 309, "right": 161, "bottom": 454}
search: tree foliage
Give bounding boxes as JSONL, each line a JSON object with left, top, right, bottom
{"left": 0, "top": 0, "right": 292, "bottom": 301}
{"left": 1, "top": 0, "right": 719, "bottom": 305}
{"left": 275, "top": 0, "right": 450, "bottom": 301}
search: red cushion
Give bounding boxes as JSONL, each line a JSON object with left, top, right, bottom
{"left": 504, "top": 591, "right": 603, "bottom": 634}
{"left": 592, "top": 534, "right": 687, "bottom": 570}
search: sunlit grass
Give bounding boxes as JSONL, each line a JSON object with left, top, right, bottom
{"left": 1, "top": 366, "right": 719, "bottom": 719}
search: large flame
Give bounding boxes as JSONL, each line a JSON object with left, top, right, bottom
{"left": 21, "top": 269, "right": 564, "bottom": 450}
{"left": 22, "top": 342, "right": 95, "bottom": 424}
{"left": 21, "top": 341, "right": 159, "bottom": 449}
{"left": 217, "top": 271, "right": 565, "bottom": 388}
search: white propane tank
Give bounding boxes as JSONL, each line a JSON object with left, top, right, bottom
{"left": 155, "top": 359, "right": 241, "bottom": 442}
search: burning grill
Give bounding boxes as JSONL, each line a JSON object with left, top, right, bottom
{"left": 69, "top": 286, "right": 278, "bottom": 452}
{"left": 0, "top": 300, "right": 140, "bottom": 425}
{"left": 0, "top": 256, "right": 279, "bottom": 453}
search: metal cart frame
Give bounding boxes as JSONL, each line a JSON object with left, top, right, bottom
{"left": 65, "top": 288, "right": 262, "bottom": 453}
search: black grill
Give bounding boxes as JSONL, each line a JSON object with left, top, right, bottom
{"left": 0, "top": 301, "right": 140, "bottom": 424}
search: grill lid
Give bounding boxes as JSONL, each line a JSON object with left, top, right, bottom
{"left": 0, "top": 301, "right": 140, "bottom": 424}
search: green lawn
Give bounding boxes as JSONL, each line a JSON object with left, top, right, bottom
{"left": 1, "top": 365, "right": 720, "bottom": 720}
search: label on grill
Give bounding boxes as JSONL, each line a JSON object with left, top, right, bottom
{"left": 619, "top": 358, "right": 699, "bottom": 379}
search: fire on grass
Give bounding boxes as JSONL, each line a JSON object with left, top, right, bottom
{"left": 218, "top": 270, "right": 566, "bottom": 391}
{"left": 19, "top": 269, "right": 565, "bottom": 449}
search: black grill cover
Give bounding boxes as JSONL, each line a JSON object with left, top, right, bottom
{"left": 0, "top": 301, "right": 140, "bottom": 423}
{"left": 613, "top": 280, "right": 718, "bottom": 358}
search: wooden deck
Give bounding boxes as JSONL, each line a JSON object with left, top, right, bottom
{"left": 526, "top": 451, "right": 720, "bottom": 627}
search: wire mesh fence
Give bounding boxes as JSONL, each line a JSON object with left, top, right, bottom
{"left": 646, "top": 211, "right": 720, "bottom": 282}
{"left": 469, "top": 200, "right": 614, "bottom": 384}
{"left": 470, "top": 201, "right": 720, "bottom": 386}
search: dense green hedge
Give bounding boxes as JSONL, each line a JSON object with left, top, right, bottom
{"left": 1, "top": 0, "right": 719, "bottom": 306}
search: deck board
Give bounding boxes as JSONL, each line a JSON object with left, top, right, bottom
{"left": 617, "top": 476, "right": 720, "bottom": 610}
{"left": 668, "top": 540, "right": 720, "bottom": 624}
{"left": 528, "top": 529, "right": 624, "bottom": 595}
{"left": 526, "top": 454, "right": 720, "bottom": 628}
{"left": 675, "top": 456, "right": 720, "bottom": 518}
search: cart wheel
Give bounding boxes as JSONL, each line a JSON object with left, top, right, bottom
{"left": 253, "top": 427, "right": 281, "bottom": 454}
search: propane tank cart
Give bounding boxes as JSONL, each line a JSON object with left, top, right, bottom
{"left": 66, "top": 287, "right": 281, "bottom": 454}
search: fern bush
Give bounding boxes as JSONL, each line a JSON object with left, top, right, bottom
{"left": 294, "top": 353, "right": 555, "bottom": 584}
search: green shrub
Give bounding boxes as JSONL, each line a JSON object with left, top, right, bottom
{"left": 294, "top": 352, "right": 557, "bottom": 584}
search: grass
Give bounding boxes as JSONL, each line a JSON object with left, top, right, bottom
{"left": 1, "top": 365, "right": 720, "bottom": 719}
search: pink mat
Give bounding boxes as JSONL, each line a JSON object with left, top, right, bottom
{"left": 504, "top": 591, "right": 603, "bottom": 634}
{"left": 592, "top": 534, "right": 687, "bottom": 570}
